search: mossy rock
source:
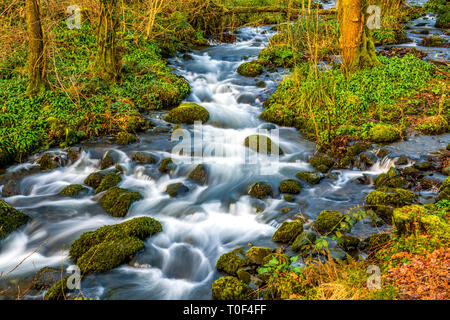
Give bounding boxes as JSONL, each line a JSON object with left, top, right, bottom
{"left": 337, "top": 235, "right": 360, "bottom": 252}
{"left": 160, "top": 158, "right": 176, "bottom": 174}
{"left": 237, "top": 61, "right": 264, "bottom": 77}
{"left": 309, "top": 154, "right": 335, "bottom": 173}
{"left": 37, "top": 153, "right": 59, "bottom": 171}
{"left": 447, "top": 143, "right": 450, "bottom": 151}
{"left": 236, "top": 268, "right": 251, "bottom": 284}
{"left": 211, "top": 276, "right": 251, "bottom": 300}
{"left": 416, "top": 115, "right": 448, "bottom": 135}
{"left": 375, "top": 168, "right": 407, "bottom": 189}
{"left": 69, "top": 217, "right": 162, "bottom": 274}
{"left": 33, "top": 267, "right": 63, "bottom": 290}
{"left": 295, "top": 171, "right": 322, "bottom": 184}
{"left": 272, "top": 220, "right": 303, "bottom": 243}
{"left": 116, "top": 132, "right": 137, "bottom": 145}
{"left": 95, "top": 172, "right": 122, "bottom": 194}
{"left": 246, "top": 247, "right": 273, "bottom": 265}
{"left": 166, "top": 183, "right": 189, "bottom": 197}
{"left": 435, "top": 11, "right": 450, "bottom": 29}
{"left": 216, "top": 248, "right": 246, "bottom": 275}
{"left": 248, "top": 182, "right": 273, "bottom": 199}
{"left": 165, "top": 102, "right": 209, "bottom": 124}
{"left": 98, "top": 187, "right": 142, "bottom": 218}
{"left": 361, "top": 233, "right": 391, "bottom": 253}
{"left": 291, "top": 231, "right": 317, "bottom": 254}
{"left": 244, "top": 135, "right": 284, "bottom": 155}
{"left": 283, "top": 195, "right": 295, "bottom": 202}
{"left": 2, "top": 180, "right": 20, "bottom": 197}
{"left": 393, "top": 205, "right": 450, "bottom": 244}
{"left": 413, "top": 161, "right": 434, "bottom": 170}
{"left": 84, "top": 171, "right": 106, "bottom": 189}
{"left": 100, "top": 150, "right": 120, "bottom": 170}
{"left": 188, "top": 164, "right": 207, "bottom": 184}
{"left": 60, "top": 184, "right": 87, "bottom": 197}
{"left": 314, "top": 210, "right": 344, "bottom": 235}
{"left": 264, "top": 272, "right": 302, "bottom": 300}
{"left": 262, "top": 253, "right": 290, "bottom": 266}
{"left": 369, "top": 124, "right": 401, "bottom": 143}
{"left": 365, "top": 188, "right": 415, "bottom": 222}
{"left": 442, "top": 167, "right": 450, "bottom": 176}
{"left": 133, "top": 152, "right": 157, "bottom": 164}
{"left": 0, "top": 200, "right": 30, "bottom": 240}
{"left": 279, "top": 179, "right": 301, "bottom": 194}
{"left": 43, "top": 276, "right": 70, "bottom": 301}
{"left": 125, "top": 116, "right": 151, "bottom": 133}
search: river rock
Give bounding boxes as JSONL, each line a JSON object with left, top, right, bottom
{"left": 314, "top": 210, "right": 344, "bottom": 235}
{"left": 166, "top": 183, "right": 189, "bottom": 197}
{"left": 395, "top": 155, "right": 409, "bottom": 166}
{"left": 0, "top": 200, "right": 29, "bottom": 240}
{"left": 188, "top": 164, "right": 207, "bottom": 184}
{"left": 2, "top": 180, "right": 20, "bottom": 197}
{"left": 272, "top": 220, "right": 303, "bottom": 243}
{"left": 99, "top": 187, "right": 142, "bottom": 217}
{"left": 248, "top": 182, "right": 273, "bottom": 199}
{"left": 360, "top": 151, "right": 378, "bottom": 167}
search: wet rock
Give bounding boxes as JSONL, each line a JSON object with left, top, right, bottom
{"left": 100, "top": 150, "right": 120, "bottom": 170}
{"left": 401, "top": 166, "right": 421, "bottom": 178}
{"left": 309, "top": 153, "right": 335, "bottom": 173}
{"left": 413, "top": 161, "right": 434, "bottom": 171}
{"left": 160, "top": 158, "right": 176, "bottom": 174}
{"left": 419, "top": 177, "right": 440, "bottom": 190}
{"left": 365, "top": 188, "right": 415, "bottom": 222}
{"left": 438, "top": 177, "right": 450, "bottom": 200}
{"left": 0, "top": 200, "right": 29, "bottom": 240}
{"left": 237, "top": 61, "right": 264, "bottom": 77}
{"left": 375, "top": 167, "right": 407, "bottom": 189}
{"left": 248, "top": 182, "right": 273, "bottom": 199}
{"left": 295, "top": 171, "right": 322, "bottom": 184}
{"left": 69, "top": 217, "right": 162, "bottom": 274}
{"left": 165, "top": 102, "right": 210, "bottom": 124}
{"left": 244, "top": 135, "right": 283, "bottom": 155}
{"left": 37, "top": 153, "right": 59, "bottom": 171}
{"left": 188, "top": 164, "right": 207, "bottom": 184}
{"left": 279, "top": 179, "right": 301, "bottom": 194}
{"left": 84, "top": 171, "right": 106, "bottom": 189}
{"left": 395, "top": 155, "right": 409, "bottom": 166}
{"left": 116, "top": 132, "right": 137, "bottom": 145}
{"left": 133, "top": 152, "right": 157, "bottom": 164}
{"left": 442, "top": 167, "right": 450, "bottom": 176}
{"left": 291, "top": 231, "right": 316, "bottom": 254}
{"left": 66, "top": 148, "right": 80, "bottom": 163}
{"left": 314, "top": 210, "right": 344, "bottom": 235}
{"left": 360, "top": 151, "right": 378, "bottom": 167}
{"left": 166, "top": 183, "right": 189, "bottom": 197}
{"left": 95, "top": 172, "right": 122, "bottom": 194}
{"left": 98, "top": 187, "right": 142, "bottom": 218}
{"left": 216, "top": 248, "right": 246, "bottom": 276}
{"left": 272, "top": 220, "right": 303, "bottom": 243}
{"left": 376, "top": 148, "right": 389, "bottom": 159}
{"left": 369, "top": 124, "right": 400, "bottom": 143}
{"left": 256, "top": 81, "right": 266, "bottom": 88}
{"left": 33, "top": 267, "right": 62, "bottom": 290}
{"left": 212, "top": 276, "right": 250, "bottom": 300}
{"left": 283, "top": 195, "right": 295, "bottom": 202}
{"left": 125, "top": 116, "right": 152, "bottom": 133}
{"left": 329, "top": 248, "right": 347, "bottom": 261}
{"left": 60, "top": 184, "right": 87, "bottom": 197}
{"left": 236, "top": 93, "right": 255, "bottom": 104}
{"left": 2, "top": 180, "right": 20, "bottom": 197}
{"left": 246, "top": 247, "right": 273, "bottom": 265}
{"left": 337, "top": 235, "right": 360, "bottom": 252}
{"left": 420, "top": 36, "right": 447, "bottom": 47}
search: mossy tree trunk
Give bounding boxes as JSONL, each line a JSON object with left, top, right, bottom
{"left": 91, "top": 0, "right": 120, "bottom": 82}
{"left": 338, "top": 0, "right": 379, "bottom": 74}
{"left": 26, "top": 0, "right": 46, "bottom": 96}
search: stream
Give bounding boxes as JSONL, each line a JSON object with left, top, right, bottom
{"left": 0, "top": 1, "right": 449, "bottom": 300}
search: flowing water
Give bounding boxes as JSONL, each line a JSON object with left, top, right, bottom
{"left": 0, "top": 3, "right": 449, "bottom": 300}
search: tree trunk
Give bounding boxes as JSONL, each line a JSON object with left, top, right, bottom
{"left": 26, "top": 0, "right": 46, "bottom": 96}
{"left": 338, "top": 0, "right": 379, "bottom": 74}
{"left": 91, "top": 0, "right": 120, "bottom": 81}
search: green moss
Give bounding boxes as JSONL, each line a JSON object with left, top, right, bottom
{"left": 95, "top": 172, "right": 122, "bottom": 194}
{"left": 365, "top": 188, "right": 415, "bottom": 221}
{"left": 43, "top": 276, "right": 70, "bottom": 301}
{"left": 435, "top": 11, "right": 450, "bottom": 28}
{"left": 361, "top": 233, "right": 391, "bottom": 253}
{"left": 375, "top": 168, "right": 407, "bottom": 189}
{"left": 416, "top": 115, "right": 448, "bottom": 135}
{"left": 309, "top": 154, "right": 335, "bottom": 173}
{"left": 164, "top": 102, "right": 209, "bottom": 124}
{"left": 100, "top": 151, "right": 117, "bottom": 170}
{"left": 244, "top": 135, "right": 284, "bottom": 155}
{"left": 279, "top": 179, "right": 301, "bottom": 194}
{"left": 216, "top": 248, "right": 246, "bottom": 275}
{"left": 338, "top": 235, "right": 360, "bottom": 252}
{"left": 295, "top": 171, "right": 322, "bottom": 184}
{"left": 237, "top": 61, "right": 264, "bottom": 77}
{"left": 37, "top": 153, "right": 59, "bottom": 171}
{"left": 291, "top": 231, "right": 317, "bottom": 254}
{"left": 98, "top": 187, "right": 142, "bottom": 218}
{"left": 0, "top": 200, "right": 30, "bottom": 240}
{"left": 314, "top": 210, "right": 344, "bottom": 235}
{"left": 188, "top": 164, "right": 207, "bottom": 184}
{"left": 69, "top": 217, "right": 162, "bottom": 274}
{"left": 264, "top": 272, "right": 302, "bottom": 300}
{"left": 84, "top": 171, "right": 106, "bottom": 189}
{"left": 236, "top": 268, "right": 251, "bottom": 284}
{"left": 60, "top": 184, "right": 87, "bottom": 197}
{"left": 160, "top": 157, "right": 175, "bottom": 174}
{"left": 125, "top": 116, "right": 151, "bottom": 133}
{"left": 272, "top": 220, "right": 303, "bottom": 243}
{"left": 262, "top": 253, "right": 290, "bottom": 267}
{"left": 116, "top": 132, "right": 137, "bottom": 145}
{"left": 211, "top": 276, "right": 251, "bottom": 300}
{"left": 283, "top": 195, "right": 295, "bottom": 202}
{"left": 133, "top": 152, "right": 157, "bottom": 164}
{"left": 369, "top": 124, "right": 401, "bottom": 143}
{"left": 248, "top": 182, "right": 273, "bottom": 199}
{"left": 246, "top": 247, "right": 273, "bottom": 265}
{"left": 166, "top": 183, "right": 189, "bottom": 197}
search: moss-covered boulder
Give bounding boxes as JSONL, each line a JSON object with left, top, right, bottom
{"left": 84, "top": 171, "right": 106, "bottom": 189}
{"left": 159, "top": 158, "right": 176, "bottom": 174}
{"left": 416, "top": 115, "right": 448, "bottom": 135}
{"left": 337, "top": 235, "right": 360, "bottom": 252}
{"left": 393, "top": 205, "right": 450, "bottom": 244}
{"left": 438, "top": 177, "right": 450, "bottom": 200}
{"left": 95, "top": 172, "right": 122, "bottom": 194}
{"left": 60, "top": 184, "right": 87, "bottom": 197}
{"left": 442, "top": 167, "right": 450, "bottom": 176}
{"left": 264, "top": 272, "right": 302, "bottom": 300}
{"left": 369, "top": 124, "right": 401, "bottom": 143}
{"left": 69, "top": 217, "right": 162, "bottom": 274}
{"left": 365, "top": 188, "right": 415, "bottom": 221}
{"left": 435, "top": 11, "right": 450, "bottom": 29}
{"left": 212, "top": 276, "right": 251, "bottom": 300}
{"left": 166, "top": 183, "right": 189, "bottom": 197}
{"left": 0, "top": 200, "right": 30, "bottom": 240}
{"left": 237, "top": 61, "right": 264, "bottom": 77}
{"left": 125, "top": 116, "right": 151, "bottom": 133}
{"left": 279, "top": 180, "right": 301, "bottom": 194}
{"left": 1, "top": 180, "right": 20, "bottom": 197}
{"left": 375, "top": 167, "right": 407, "bottom": 189}
{"left": 314, "top": 210, "right": 344, "bottom": 235}
{"left": 244, "top": 135, "right": 284, "bottom": 155}
{"left": 291, "top": 231, "right": 317, "bottom": 254}
{"left": 216, "top": 248, "right": 246, "bottom": 275}
{"left": 261, "top": 253, "right": 290, "bottom": 266}
{"left": 98, "top": 187, "right": 142, "bottom": 218}
{"left": 248, "top": 182, "right": 273, "bottom": 199}
{"left": 295, "top": 171, "right": 322, "bottom": 184}
{"left": 100, "top": 150, "right": 120, "bottom": 170}
{"left": 165, "top": 102, "right": 210, "bottom": 124}
{"left": 133, "top": 152, "right": 157, "bottom": 164}
{"left": 43, "top": 276, "right": 70, "bottom": 300}
{"left": 361, "top": 233, "right": 391, "bottom": 253}
{"left": 116, "top": 132, "right": 137, "bottom": 145}
{"left": 309, "top": 154, "right": 335, "bottom": 173}
{"left": 188, "top": 164, "right": 207, "bottom": 184}
{"left": 272, "top": 220, "right": 303, "bottom": 243}
{"left": 246, "top": 247, "right": 273, "bottom": 265}
{"left": 413, "top": 161, "right": 434, "bottom": 171}
{"left": 37, "top": 153, "right": 59, "bottom": 171}
{"left": 33, "top": 267, "right": 63, "bottom": 290}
